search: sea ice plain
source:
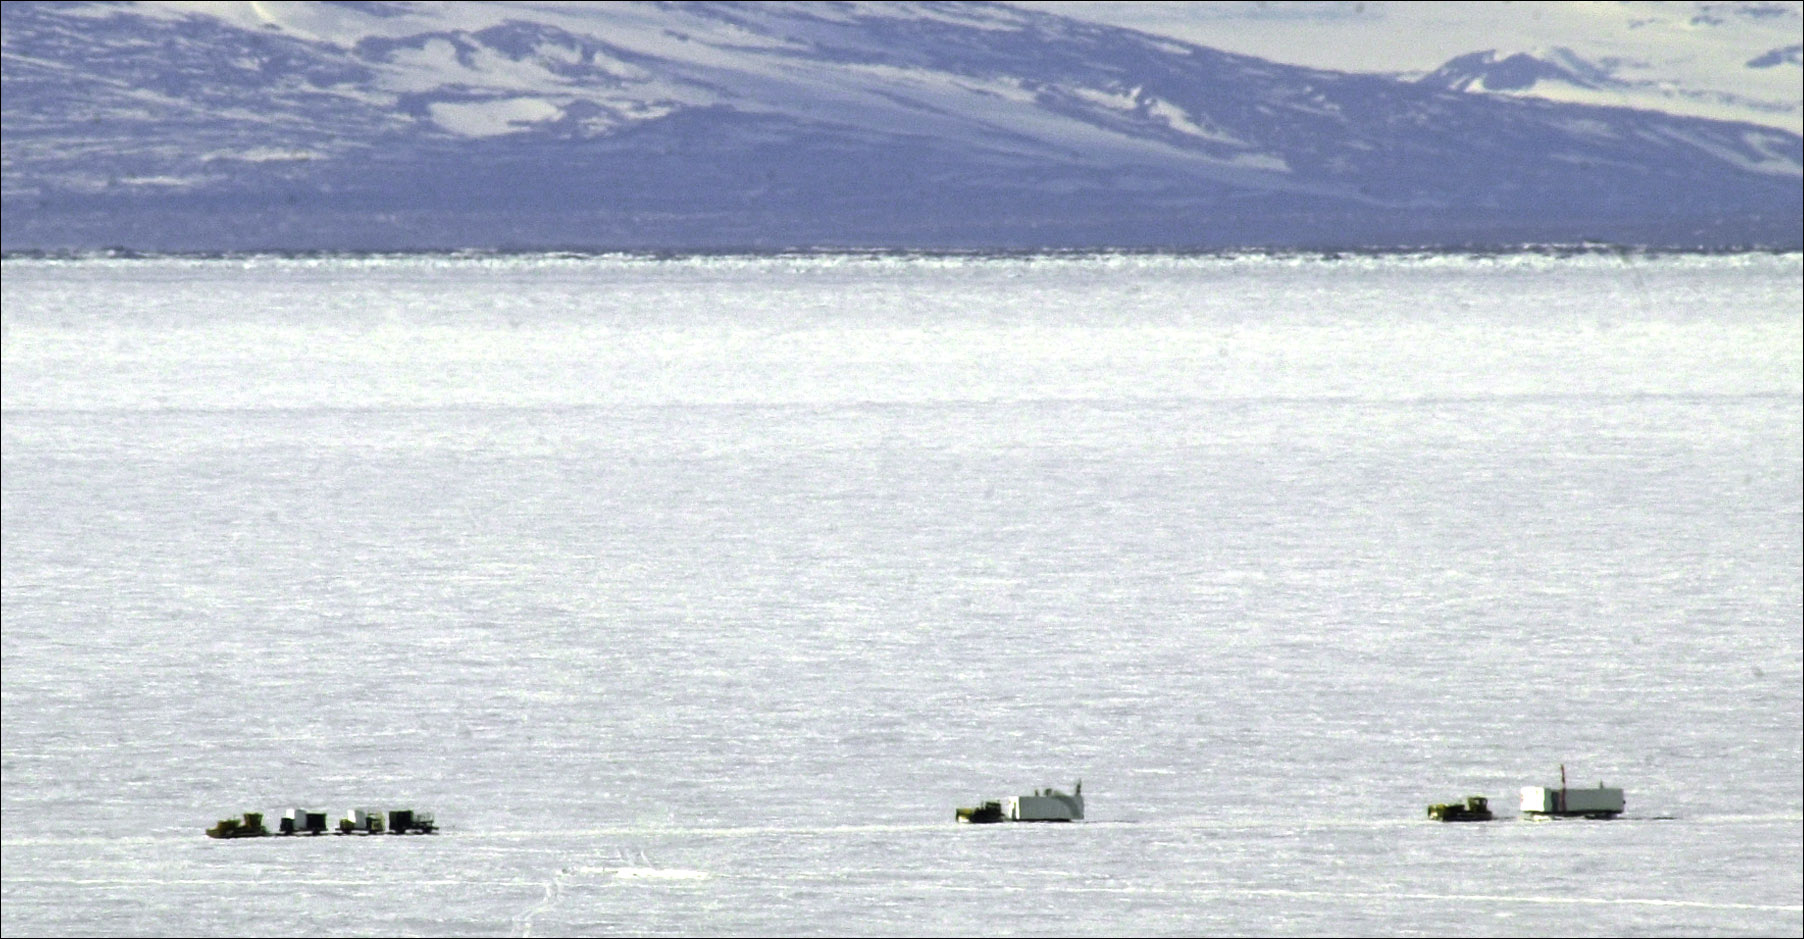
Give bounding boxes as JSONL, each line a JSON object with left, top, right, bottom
{"left": 2, "top": 251, "right": 1799, "bottom": 936}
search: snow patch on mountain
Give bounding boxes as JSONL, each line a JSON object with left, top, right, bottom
{"left": 202, "top": 147, "right": 323, "bottom": 162}
{"left": 427, "top": 98, "right": 562, "bottom": 137}
{"left": 1065, "top": 85, "right": 1251, "bottom": 147}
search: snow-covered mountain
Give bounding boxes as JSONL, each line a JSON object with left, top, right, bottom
{"left": 2, "top": 1, "right": 1798, "bottom": 251}
{"left": 1023, "top": 2, "right": 1804, "bottom": 135}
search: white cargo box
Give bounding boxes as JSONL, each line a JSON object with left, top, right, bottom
{"left": 1520, "top": 785, "right": 1624, "bottom": 816}
{"left": 1006, "top": 791, "right": 1084, "bottom": 822}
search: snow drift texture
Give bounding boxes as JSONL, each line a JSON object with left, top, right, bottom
{"left": 2, "top": 1, "right": 1799, "bottom": 251}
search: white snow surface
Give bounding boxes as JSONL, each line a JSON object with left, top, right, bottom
{"left": 2, "top": 252, "right": 1800, "bottom": 937}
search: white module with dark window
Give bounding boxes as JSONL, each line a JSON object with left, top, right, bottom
{"left": 1005, "top": 783, "right": 1085, "bottom": 822}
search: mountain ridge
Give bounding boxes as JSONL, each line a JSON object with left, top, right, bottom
{"left": 1018, "top": 1, "right": 1804, "bottom": 135}
{"left": 3, "top": 1, "right": 1798, "bottom": 251}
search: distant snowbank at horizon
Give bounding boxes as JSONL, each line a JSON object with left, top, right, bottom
{"left": 5, "top": 245, "right": 1801, "bottom": 264}
{"left": 5, "top": 251, "right": 1799, "bottom": 416}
